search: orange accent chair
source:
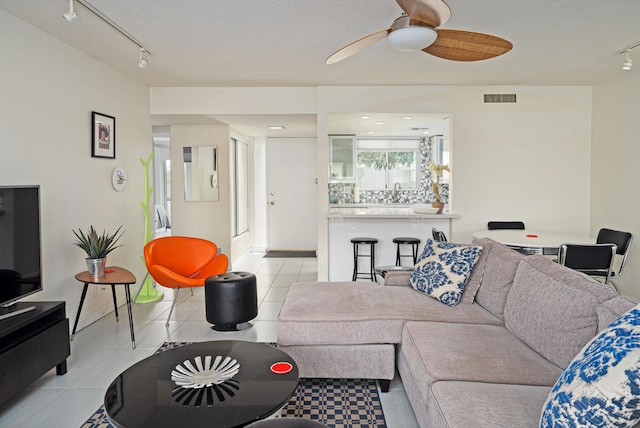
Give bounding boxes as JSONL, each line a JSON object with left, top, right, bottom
{"left": 143, "top": 236, "right": 229, "bottom": 326}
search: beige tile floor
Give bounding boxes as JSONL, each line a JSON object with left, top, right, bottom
{"left": 0, "top": 253, "right": 419, "bottom": 428}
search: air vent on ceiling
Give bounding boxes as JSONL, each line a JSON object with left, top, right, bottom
{"left": 409, "top": 127, "right": 430, "bottom": 131}
{"left": 484, "top": 94, "right": 517, "bottom": 103}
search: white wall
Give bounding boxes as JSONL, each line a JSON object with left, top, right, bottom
{"left": 151, "top": 87, "right": 317, "bottom": 115}
{"left": 592, "top": 71, "right": 640, "bottom": 299}
{"left": 169, "top": 125, "right": 232, "bottom": 256}
{"left": 150, "top": 87, "right": 316, "bottom": 258}
{"left": 151, "top": 85, "right": 593, "bottom": 281}
{"left": 0, "top": 10, "right": 152, "bottom": 329}
{"left": 316, "top": 86, "right": 592, "bottom": 279}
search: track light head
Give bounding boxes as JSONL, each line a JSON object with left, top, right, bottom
{"left": 138, "top": 48, "right": 150, "bottom": 69}
{"left": 63, "top": 0, "right": 77, "bottom": 22}
{"left": 63, "top": 10, "right": 77, "bottom": 22}
{"left": 622, "top": 51, "right": 632, "bottom": 71}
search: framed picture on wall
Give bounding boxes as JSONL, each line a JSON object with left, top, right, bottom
{"left": 92, "top": 111, "right": 116, "bottom": 159}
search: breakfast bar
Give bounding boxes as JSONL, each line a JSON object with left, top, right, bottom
{"left": 327, "top": 205, "right": 458, "bottom": 281}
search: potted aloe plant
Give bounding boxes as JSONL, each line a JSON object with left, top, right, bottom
{"left": 72, "top": 225, "right": 125, "bottom": 277}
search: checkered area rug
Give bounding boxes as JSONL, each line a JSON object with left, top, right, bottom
{"left": 82, "top": 342, "right": 387, "bottom": 428}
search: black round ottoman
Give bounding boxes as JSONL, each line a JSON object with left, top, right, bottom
{"left": 204, "top": 271, "right": 258, "bottom": 331}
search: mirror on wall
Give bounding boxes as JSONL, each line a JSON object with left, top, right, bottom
{"left": 183, "top": 146, "right": 219, "bottom": 201}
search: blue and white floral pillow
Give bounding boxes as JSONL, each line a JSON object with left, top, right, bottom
{"left": 409, "top": 239, "right": 482, "bottom": 307}
{"left": 540, "top": 304, "right": 640, "bottom": 428}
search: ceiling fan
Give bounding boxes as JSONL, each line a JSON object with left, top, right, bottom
{"left": 326, "top": 0, "right": 512, "bottom": 64}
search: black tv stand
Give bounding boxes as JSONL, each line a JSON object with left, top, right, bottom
{"left": 0, "top": 304, "right": 36, "bottom": 321}
{"left": 0, "top": 301, "right": 70, "bottom": 406}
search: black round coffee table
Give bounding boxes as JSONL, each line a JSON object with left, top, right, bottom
{"left": 104, "top": 340, "right": 299, "bottom": 428}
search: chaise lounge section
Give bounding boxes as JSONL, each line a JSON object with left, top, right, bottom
{"left": 277, "top": 238, "right": 639, "bottom": 427}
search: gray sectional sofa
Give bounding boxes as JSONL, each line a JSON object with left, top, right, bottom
{"left": 277, "top": 238, "right": 638, "bottom": 427}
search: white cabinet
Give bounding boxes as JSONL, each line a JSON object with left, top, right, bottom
{"left": 329, "top": 135, "right": 356, "bottom": 182}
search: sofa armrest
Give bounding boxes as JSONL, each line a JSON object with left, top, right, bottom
{"left": 384, "top": 271, "right": 412, "bottom": 287}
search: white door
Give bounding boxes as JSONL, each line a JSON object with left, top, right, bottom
{"left": 267, "top": 138, "right": 317, "bottom": 251}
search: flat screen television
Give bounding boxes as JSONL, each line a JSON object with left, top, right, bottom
{"left": 0, "top": 186, "right": 42, "bottom": 319}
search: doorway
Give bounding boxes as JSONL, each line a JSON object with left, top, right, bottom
{"left": 152, "top": 128, "right": 172, "bottom": 238}
{"left": 266, "top": 138, "right": 317, "bottom": 251}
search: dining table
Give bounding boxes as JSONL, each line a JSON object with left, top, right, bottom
{"left": 472, "top": 229, "right": 594, "bottom": 256}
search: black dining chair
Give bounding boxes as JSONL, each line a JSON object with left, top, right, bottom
{"left": 558, "top": 243, "right": 618, "bottom": 292}
{"left": 432, "top": 228, "right": 448, "bottom": 242}
{"left": 596, "top": 228, "right": 633, "bottom": 288}
{"left": 487, "top": 221, "right": 525, "bottom": 230}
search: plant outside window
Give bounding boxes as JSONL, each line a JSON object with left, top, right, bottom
{"left": 357, "top": 151, "right": 418, "bottom": 189}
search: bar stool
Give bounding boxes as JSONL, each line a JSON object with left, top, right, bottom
{"left": 393, "top": 237, "right": 421, "bottom": 266}
{"left": 350, "top": 237, "right": 378, "bottom": 281}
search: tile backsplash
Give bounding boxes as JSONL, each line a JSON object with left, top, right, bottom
{"left": 328, "top": 137, "right": 449, "bottom": 207}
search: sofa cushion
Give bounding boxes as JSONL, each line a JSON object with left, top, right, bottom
{"left": 399, "top": 321, "right": 563, "bottom": 409}
{"left": 383, "top": 270, "right": 412, "bottom": 287}
{"left": 474, "top": 240, "right": 527, "bottom": 320}
{"left": 409, "top": 240, "right": 482, "bottom": 307}
{"left": 540, "top": 304, "right": 640, "bottom": 427}
{"left": 598, "top": 295, "right": 638, "bottom": 332}
{"left": 461, "top": 237, "right": 495, "bottom": 304}
{"left": 386, "top": 236, "right": 494, "bottom": 305}
{"left": 429, "top": 382, "right": 551, "bottom": 428}
{"left": 504, "top": 256, "right": 618, "bottom": 368}
{"left": 277, "top": 282, "right": 503, "bottom": 346}
{"left": 276, "top": 344, "right": 395, "bottom": 381}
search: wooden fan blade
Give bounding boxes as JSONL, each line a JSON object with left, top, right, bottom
{"left": 395, "top": 0, "right": 451, "bottom": 27}
{"left": 423, "top": 29, "right": 512, "bottom": 61}
{"left": 326, "top": 28, "right": 391, "bottom": 64}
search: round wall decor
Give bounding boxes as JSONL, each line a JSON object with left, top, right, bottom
{"left": 112, "top": 166, "right": 127, "bottom": 192}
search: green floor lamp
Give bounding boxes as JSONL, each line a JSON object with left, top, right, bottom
{"left": 134, "top": 152, "right": 164, "bottom": 304}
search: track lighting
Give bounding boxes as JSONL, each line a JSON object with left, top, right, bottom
{"left": 63, "top": 0, "right": 77, "bottom": 22}
{"left": 63, "top": 0, "right": 154, "bottom": 68}
{"left": 618, "top": 41, "right": 640, "bottom": 71}
{"left": 138, "top": 48, "right": 150, "bottom": 69}
{"left": 622, "top": 51, "right": 632, "bottom": 71}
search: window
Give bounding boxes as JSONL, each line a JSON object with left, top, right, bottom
{"left": 356, "top": 139, "right": 420, "bottom": 189}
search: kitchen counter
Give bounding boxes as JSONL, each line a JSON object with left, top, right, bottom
{"left": 327, "top": 206, "right": 458, "bottom": 281}
{"left": 327, "top": 205, "right": 459, "bottom": 219}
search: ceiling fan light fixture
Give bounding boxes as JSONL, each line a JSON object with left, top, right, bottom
{"left": 387, "top": 25, "right": 437, "bottom": 52}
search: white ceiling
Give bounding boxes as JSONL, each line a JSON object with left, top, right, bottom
{"left": 3, "top": 0, "right": 639, "bottom": 137}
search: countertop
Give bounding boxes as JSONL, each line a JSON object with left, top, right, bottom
{"left": 327, "top": 205, "right": 458, "bottom": 219}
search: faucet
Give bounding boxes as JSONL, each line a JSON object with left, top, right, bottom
{"left": 392, "top": 182, "right": 401, "bottom": 203}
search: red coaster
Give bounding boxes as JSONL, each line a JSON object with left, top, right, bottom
{"left": 105, "top": 269, "right": 115, "bottom": 273}
{"left": 271, "top": 362, "right": 293, "bottom": 374}
{"left": 526, "top": 234, "right": 538, "bottom": 238}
